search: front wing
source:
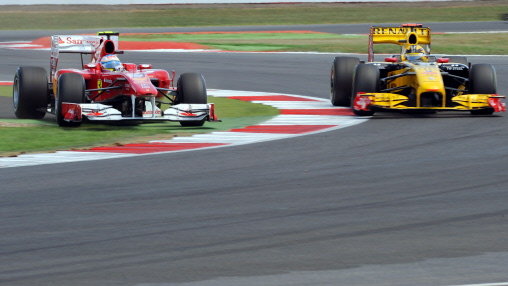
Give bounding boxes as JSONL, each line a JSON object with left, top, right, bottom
{"left": 60, "top": 103, "right": 218, "bottom": 124}
{"left": 353, "top": 92, "right": 506, "bottom": 113}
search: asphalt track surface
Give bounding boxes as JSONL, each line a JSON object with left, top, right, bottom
{"left": 1, "top": 23, "right": 508, "bottom": 286}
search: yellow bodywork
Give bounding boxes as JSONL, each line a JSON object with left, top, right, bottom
{"left": 371, "top": 26, "right": 431, "bottom": 46}
{"left": 368, "top": 25, "right": 431, "bottom": 61}
{"left": 359, "top": 24, "right": 504, "bottom": 113}
{"left": 362, "top": 61, "right": 494, "bottom": 111}
{"left": 385, "top": 63, "right": 446, "bottom": 108}
{"left": 359, "top": 93, "right": 496, "bottom": 111}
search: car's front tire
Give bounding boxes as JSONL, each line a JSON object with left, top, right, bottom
{"left": 57, "top": 73, "right": 85, "bottom": 127}
{"left": 13, "top": 66, "right": 48, "bottom": 119}
{"left": 331, "top": 56, "right": 360, "bottom": 106}
{"left": 469, "top": 64, "right": 497, "bottom": 115}
{"left": 352, "top": 64, "right": 379, "bottom": 116}
{"left": 176, "top": 73, "right": 207, "bottom": 127}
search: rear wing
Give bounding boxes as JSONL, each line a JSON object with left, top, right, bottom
{"left": 368, "top": 24, "right": 431, "bottom": 62}
{"left": 50, "top": 32, "right": 120, "bottom": 79}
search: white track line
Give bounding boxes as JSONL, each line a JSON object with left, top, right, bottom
{"left": 158, "top": 131, "right": 293, "bottom": 144}
{"left": 447, "top": 283, "right": 508, "bottom": 286}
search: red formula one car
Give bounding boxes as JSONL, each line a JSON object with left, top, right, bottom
{"left": 13, "top": 31, "right": 217, "bottom": 127}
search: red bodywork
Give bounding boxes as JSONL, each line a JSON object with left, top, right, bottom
{"left": 52, "top": 38, "right": 174, "bottom": 103}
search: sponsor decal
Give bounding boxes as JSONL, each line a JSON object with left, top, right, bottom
{"left": 179, "top": 112, "right": 197, "bottom": 116}
{"left": 61, "top": 103, "right": 82, "bottom": 121}
{"left": 56, "top": 36, "right": 102, "bottom": 49}
{"left": 442, "top": 65, "right": 466, "bottom": 71}
{"left": 131, "top": 74, "right": 153, "bottom": 89}
{"left": 85, "top": 112, "right": 105, "bottom": 117}
{"left": 353, "top": 94, "right": 372, "bottom": 111}
{"left": 372, "top": 27, "right": 429, "bottom": 36}
{"left": 132, "top": 73, "right": 146, "bottom": 78}
{"left": 488, "top": 97, "right": 507, "bottom": 112}
{"left": 143, "top": 110, "right": 162, "bottom": 115}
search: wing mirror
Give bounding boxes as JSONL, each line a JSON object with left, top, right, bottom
{"left": 138, "top": 64, "right": 153, "bottom": 70}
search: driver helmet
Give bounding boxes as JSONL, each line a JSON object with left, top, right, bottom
{"left": 100, "top": 54, "right": 123, "bottom": 71}
{"left": 404, "top": 45, "right": 428, "bottom": 62}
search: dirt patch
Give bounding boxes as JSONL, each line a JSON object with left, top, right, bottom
{"left": 0, "top": 121, "right": 39, "bottom": 127}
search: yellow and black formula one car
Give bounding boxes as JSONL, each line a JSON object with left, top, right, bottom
{"left": 330, "top": 23, "right": 505, "bottom": 116}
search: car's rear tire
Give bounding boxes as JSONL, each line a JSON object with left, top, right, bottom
{"left": 352, "top": 64, "right": 379, "bottom": 116}
{"left": 331, "top": 56, "right": 360, "bottom": 106}
{"left": 446, "top": 56, "right": 468, "bottom": 65}
{"left": 13, "top": 66, "right": 48, "bottom": 119}
{"left": 176, "top": 73, "right": 207, "bottom": 127}
{"left": 469, "top": 64, "right": 497, "bottom": 115}
{"left": 57, "top": 73, "right": 85, "bottom": 127}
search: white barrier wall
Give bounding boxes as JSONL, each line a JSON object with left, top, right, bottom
{"left": 0, "top": 0, "right": 454, "bottom": 4}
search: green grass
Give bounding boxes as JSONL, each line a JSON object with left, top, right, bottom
{"left": 0, "top": 1, "right": 506, "bottom": 30}
{"left": 122, "top": 32, "right": 508, "bottom": 55}
{"left": 122, "top": 32, "right": 340, "bottom": 42}
{"left": 0, "top": 85, "right": 279, "bottom": 156}
{"left": 0, "top": 86, "right": 11, "bottom": 98}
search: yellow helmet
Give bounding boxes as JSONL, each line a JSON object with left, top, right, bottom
{"left": 403, "top": 45, "right": 428, "bottom": 62}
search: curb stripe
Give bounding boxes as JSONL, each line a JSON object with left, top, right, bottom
{"left": 230, "top": 124, "right": 336, "bottom": 134}
{"left": 0, "top": 89, "right": 368, "bottom": 168}
{"left": 160, "top": 131, "right": 293, "bottom": 144}
{"left": 81, "top": 142, "right": 229, "bottom": 154}
{"left": 280, "top": 109, "right": 354, "bottom": 115}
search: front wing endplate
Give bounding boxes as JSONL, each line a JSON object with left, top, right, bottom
{"left": 354, "top": 93, "right": 506, "bottom": 112}
{"left": 59, "top": 103, "right": 217, "bottom": 123}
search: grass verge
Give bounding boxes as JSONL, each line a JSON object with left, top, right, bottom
{"left": 122, "top": 32, "right": 508, "bottom": 55}
{"left": 0, "top": 85, "right": 280, "bottom": 156}
{"left": 0, "top": 1, "right": 506, "bottom": 30}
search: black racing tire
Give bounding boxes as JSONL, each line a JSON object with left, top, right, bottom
{"left": 469, "top": 64, "right": 497, "bottom": 115}
{"left": 352, "top": 64, "right": 379, "bottom": 116}
{"left": 176, "top": 73, "right": 207, "bottom": 127}
{"left": 470, "top": 64, "right": 497, "bottom": 94}
{"left": 57, "top": 73, "right": 85, "bottom": 127}
{"left": 13, "top": 66, "right": 48, "bottom": 119}
{"left": 446, "top": 56, "right": 468, "bottom": 65}
{"left": 176, "top": 73, "right": 207, "bottom": 104}
{"left": 180, "top": 120, "right": 205, "bottom": 127}
{"left": 330, "top": 56, "right": 360, "bottom": 106}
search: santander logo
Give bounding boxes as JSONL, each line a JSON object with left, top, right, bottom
{"left": 58, "top": 36, "right": 101, "bottom": 47}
